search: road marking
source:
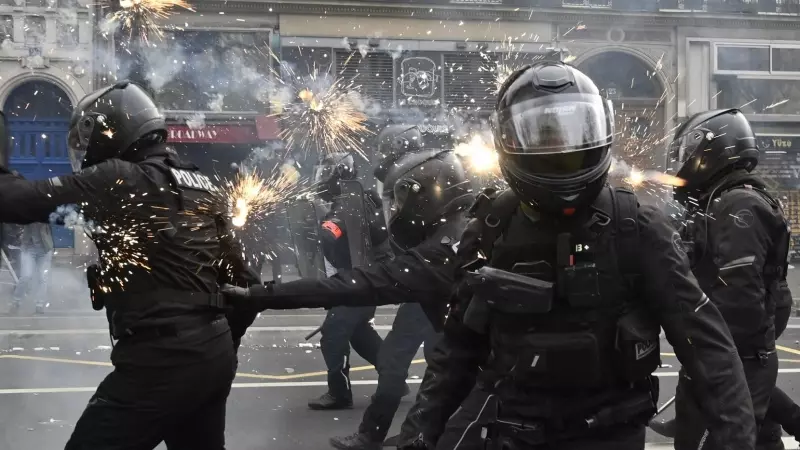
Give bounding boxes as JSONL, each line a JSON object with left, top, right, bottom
{"left": 0, "top": 325, "right": 394, "bottom": 336}
{"left": 0, "top": 354, "right": 423, "bottom": 381}
{"left": 3, "top": 369, "right": 800, "bottom": 395}
{"left": 778, "top": 345, "right": 800, "bottom": 356}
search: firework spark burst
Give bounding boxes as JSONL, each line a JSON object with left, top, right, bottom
{"left": 265, "top": 50, "right": 372, "bottom": 158}
{"left": 108, "top": 0, "right": 194, "bottom": 43}
{"left": 454, "top": 133, "right": 500, "bottom": 174}
{"left": 216, "top": 169, "right": 302, "bottom": 228}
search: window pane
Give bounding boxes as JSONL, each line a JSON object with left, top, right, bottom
{"left": 717, "top": 46, "right": 769, "bottom": 71}
{"left": 772, "top": 48, "right": 800, "bottom": 72}
{"left": 717, "top": 78, "right": 800, "bottom": 114}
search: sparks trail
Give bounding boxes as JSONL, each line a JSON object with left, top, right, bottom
{"left": 264, "top": 48, "right": 372, "bottom": 159}
{"left": 106, "top": 0, "right": 194, "bottom": 43}
{"left": 478, "top": 37, "right": 538, "bottom": 95}
{"left": 213, "top": 169, "right": 306, "bottom": 229}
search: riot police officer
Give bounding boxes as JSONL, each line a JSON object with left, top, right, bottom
{"left": 654, "top": 109, "right": 791, "bottom": 450}
{"left": 0, "top": 81, "right": 259, "bottom": 449}
{"left": 306, "top": 152, "right": 393, "bottom": 411}
{"left": 223, "top": 148, "right": 474, "bottom": 450}
{"left": 391, "top": 62, "right": 757, "bottom": 450}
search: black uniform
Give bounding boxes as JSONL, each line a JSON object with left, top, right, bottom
{"left": 223, "top": 148, "right": 473, "bottom": 450}
{"left": 676, "top": 172, "right": 788, "bottom": 450}
{"left": 388, "top": 63, "right": 754, "bottom": 450}
{"left": 0, "top": 82, "right": 259, "bottom": 449}
{"left": 312, "top": 187, "right": 392, "bottom": 409}
{"left": 667, "top": 109, "right": 789, "bottom": 450}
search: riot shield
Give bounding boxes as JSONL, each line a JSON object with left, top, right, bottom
{"left": 285, "top": 199, "right": 326, "bottom": 279}
{"left": 338, "top": 180, "right": 372, "bottom": 269}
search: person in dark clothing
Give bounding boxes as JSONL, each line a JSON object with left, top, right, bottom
{"left": 0, "top": 81, "right": 259, "bottom": 450}
{"left": 307, "top": 153, "right": 393, "bottom": 411}
{"left": 647, "top": 109, "right": 793, "bottom": 450}
{"left": 223, "top": 148, "right": 474, "bottom": 450}
{"left": 223, "top": 64, "right": 756, "bottom": 450}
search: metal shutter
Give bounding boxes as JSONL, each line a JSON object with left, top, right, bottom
{"left": 335, "top": 50, "right": 395, "bottom": 107}
{"left": 444, "top": 52, "right": 496, "bottom": 112}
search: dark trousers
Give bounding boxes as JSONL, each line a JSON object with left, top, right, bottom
{"left": 675, "top": 352, "right": 779, "bottom": 450}
{"left": 435, "top": 389, "right": 646, "bottom": 450}
{"left": 321, "top": 305, "right": 383, "bottom": 399}
{"left": 358, "top": 303, "right": 440, "bottom": 441}
{"left": 64, "top": 341, "right": 237, "bottom": 450}
{"left": 759, "top": 386, "right": 800, "bottom": 448}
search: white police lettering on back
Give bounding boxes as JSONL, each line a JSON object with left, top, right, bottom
{"left": 169, "top": 168, "right": 217, "bottom": 192}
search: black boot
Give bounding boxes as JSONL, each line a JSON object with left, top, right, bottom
{"left": 330, "top": 432, "right": 382, "bottom": 450}
{"left": 649, "top": 418, "right": 677, "bottom": 438}
{"left": 308, "top": 392, "right": 353, "bottom": 411}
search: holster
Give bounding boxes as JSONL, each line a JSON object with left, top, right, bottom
{"left": 86, "top": 264, "right": 104, "bottom": 311}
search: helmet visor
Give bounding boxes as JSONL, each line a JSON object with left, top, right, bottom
{"left": 496, "top": 93, "right": 614, "bottom": 155}
{"left": 668, "top": 128, "right": 707, "bottom": 173}
{"left": 67, "top": 125, "right": 90, "bottom": 173}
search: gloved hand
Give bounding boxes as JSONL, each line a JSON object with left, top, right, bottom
{"left": 221, "top": 284, "right": 251, "bottom": 299}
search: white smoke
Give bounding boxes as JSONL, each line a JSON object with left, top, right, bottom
{"left": 48, "top": 205, "right": 101, "bottom": 234}
{"left": 208, "top": 93, "right": 225, "bottom": 112}
{"left": 185, "top": 112, "right": 206, "bottom": 130}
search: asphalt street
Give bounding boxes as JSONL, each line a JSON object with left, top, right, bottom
{"left": 1, "top": 309, "right": 800, "bottom": 450}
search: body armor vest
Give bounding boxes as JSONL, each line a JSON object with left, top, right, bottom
{"left": 90, "top": 156, "right": 226, "bottom": 338}
{"left": 467, "top": 187, "right": 660, "bottom": 390}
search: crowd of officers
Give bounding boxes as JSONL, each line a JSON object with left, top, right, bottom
{"left": 0, "top": 60, "right": 796, "bottom": 450}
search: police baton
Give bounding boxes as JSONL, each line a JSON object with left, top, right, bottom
{"left": 654, "top": 395, "right": 676, "bottom": 417}
{"left": 305, "top": 325, "right": 323, "bottom": 340}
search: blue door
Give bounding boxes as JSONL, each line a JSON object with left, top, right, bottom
{"left": 4, "top": 81, "right": 75, "bottom": 248}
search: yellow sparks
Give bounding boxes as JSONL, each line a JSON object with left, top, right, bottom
{"left": 263, "top": 48, "right": 372, "bottom": 158}
{"left": 454, "top": 133, "right": 499, "bottom": 174}
{"left": 219, "top": 169, "right": 299, "bottom": 228}
{"left": 626, "top": 168, "right": 645, "bottom": 187}
{"left": 101, "top": 129, "right": 115, "bottom": 139}
{"left": 108, "top": 0, "right": 194, "bottom": 42}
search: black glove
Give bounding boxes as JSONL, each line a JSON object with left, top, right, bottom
{"left": 0, "top": 165, "right": 14, "bottom": 176}
{"left": 86, "top": 264, "right": 104, "bottom": 311}
{"left": 221, "top": 284, "right": 251, "bottom": 298}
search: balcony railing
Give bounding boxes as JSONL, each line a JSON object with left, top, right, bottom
{"left": 331, "top": 0, "right": 800, "bottom": 15}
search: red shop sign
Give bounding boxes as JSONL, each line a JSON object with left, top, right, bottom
{"left": 167, "top": 125, "right": 260, "bottom": 144}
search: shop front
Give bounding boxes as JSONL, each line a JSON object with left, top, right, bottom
{"left": 755, "top": 134, "right": 800, "bottom": 259}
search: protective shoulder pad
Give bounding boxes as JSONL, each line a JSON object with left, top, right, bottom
{"left": 611, "top": 187, "right": 640, "bottom": 282}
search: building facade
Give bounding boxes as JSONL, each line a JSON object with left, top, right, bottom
{"left": 19, "top": 0, "right": 795, "bottom": 255}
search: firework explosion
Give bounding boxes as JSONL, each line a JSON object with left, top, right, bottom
{"left": 479, "top": 38, "right": 532, "bottom": 94}
{"left": 108, "top": 0, "right": 194, "bottom": 43}
{"left": 454, "top": 133, "right": 500, "bottom": 174}
{"left": 217, "top": 169, "right": 302, "bottom": 228}
{"left": 266, "top": 51, "right": 372, "bottom": 158}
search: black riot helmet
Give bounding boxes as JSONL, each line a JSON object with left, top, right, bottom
{"left": 381, "top": 149, "right": 472, "bottom": 250}
{"left": 314, "top": 153, "right": 356, "bottom": 202}
{"left": 67, "top": 81, "right": 167, "bottom": 172}
{"left": 669, "top": 109, "right": 758, "bottom": 205}
{"left": 373, "top": 125, "right": 424, "bottom": 182}
{"left": 492, "top": 61, "right": 614, "bottom": 216}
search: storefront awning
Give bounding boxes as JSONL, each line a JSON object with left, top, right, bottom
{"left": 167, "top": 116, "right": 280, "bottom": 143}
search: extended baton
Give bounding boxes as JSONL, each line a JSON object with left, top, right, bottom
{"left": 654, "top": 395, "right": 676, "bottom": 417}
{"left": 305, "top": 325, "right": 323, "bottom": 340}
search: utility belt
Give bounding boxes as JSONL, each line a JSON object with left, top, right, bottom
{"left": 478, "top": 390, "right": 656, "bottom": 450}
{"left": 739, "top": 348, "right": 777, "bottom": 368}
{"left": 115, "top": 314, "right": 226, "bottom": 341}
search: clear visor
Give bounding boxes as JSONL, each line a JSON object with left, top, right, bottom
{"left": 67, "top": 127, "right": 88, "bottom": 173}
{"left": 496, "top": 93, "right": 614, "bottom": 155}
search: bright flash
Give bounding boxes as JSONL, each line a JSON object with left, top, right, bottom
{"left": 108, "top": 0, "right": 194, "bottom": 42}
{"left": 649, "top": 172, "right": 687, "bottom": 187}
{"left": 220, "top": 170, "right": 299, "bottom": 228}
{"left": 454, "top": 134, "right": 499, "bottom": 173}
{"left": 267, "top": 51, "right": 372, "bottom": 158}
{"left": 627, "top": 169, "right": 645, "bottom": 187}
{"left": 101, "top": 129, "right": 115, "bottom": 139}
